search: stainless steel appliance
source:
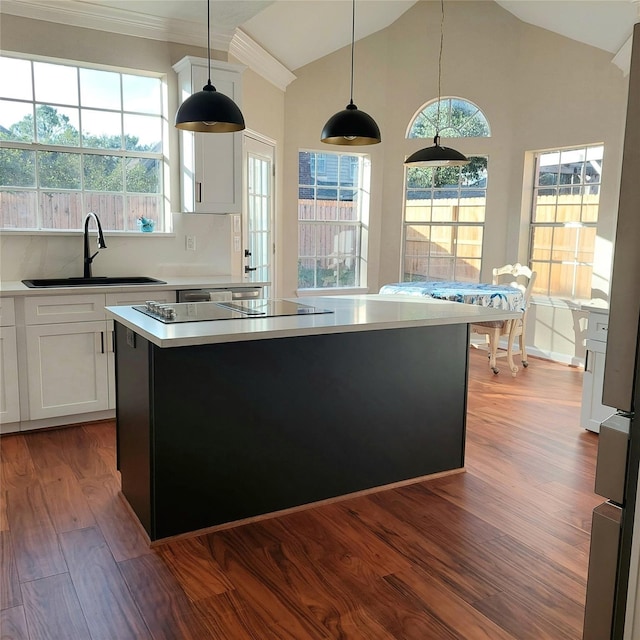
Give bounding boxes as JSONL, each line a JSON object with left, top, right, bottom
{"left": 177, "top": 286, "right": 262, "bottom": 302}
{"left": 582, "top": 22, "right": 640, "bottom": 640}
{"left": 134, "top": 299, "right": 333, "bottom": 323}
{"left": 584, "top": 412, "right": 632, "bottom": 640}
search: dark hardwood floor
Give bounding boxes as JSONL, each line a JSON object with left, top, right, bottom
{"left": 0, "top": 349, "right": 599, "bottom": 639}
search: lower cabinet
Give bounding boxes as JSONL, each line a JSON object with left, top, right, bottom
{"left": 20, "top": 289, "right": 176, "bottom": 426}
{"left": 0, "top": 325, "right": 21, "bottom": 429}
{"left": 1, "top": 298, "right": 20, "bottom": 431}
{"left": 26, "top": 321, "right": 110, "bottom": 419}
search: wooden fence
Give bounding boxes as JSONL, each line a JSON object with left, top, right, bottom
{"left": 0, "top": 191, "right": 161, "bottom": 231}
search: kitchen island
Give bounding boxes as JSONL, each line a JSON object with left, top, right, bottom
{"left": 107, "top": 295, "right": 518, "bottom": 542}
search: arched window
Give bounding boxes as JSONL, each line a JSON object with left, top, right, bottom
{"left": 407, "top": 97, "right": 490, "bottom": 139}
{"left": 402, "top": 98, "right": 490, "bottom": 283}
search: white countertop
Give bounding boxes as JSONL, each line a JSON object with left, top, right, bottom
{"left": 106, "top": 294, "right": 521, "bottom": 348}
{"left": 0, "top": 276, "right": 266, "bottom": 297}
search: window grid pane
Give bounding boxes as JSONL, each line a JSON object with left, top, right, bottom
{"left": 0, "top": 54, "right": 166, "bottom": 232}
{"left": 402, "top": 156, "right": 487, "bottom": 283}
{"left": 529, "top": 144, "right": 603, "bottom": 298}
{"left": 298, "top": 150, "right": 369, "bottom": 289}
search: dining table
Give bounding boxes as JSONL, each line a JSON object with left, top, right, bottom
{"left": 378, "top": 280, "right": 525, "bottom": 311}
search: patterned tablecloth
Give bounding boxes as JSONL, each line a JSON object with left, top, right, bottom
{"left": 379, "top": 281, "right": 525, "bottom": 312}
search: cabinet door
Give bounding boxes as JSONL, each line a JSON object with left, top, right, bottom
{"left": 0, "top": 326, "right": 21, "bottom": 429}
{"left": 180, "top": 61, "right": 243, "bottom": 214}
{"left": 26, "top": 321, "right": 109, "bottom": 419}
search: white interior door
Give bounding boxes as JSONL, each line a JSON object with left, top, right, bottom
{"left": 243, "top": 133, "right": 275, "bottom": 298}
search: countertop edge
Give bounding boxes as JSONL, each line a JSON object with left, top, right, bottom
{"left": 106, "top": 295, "right": 521, "bottom": 348}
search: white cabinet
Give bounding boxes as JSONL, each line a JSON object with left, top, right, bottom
{"left": 26, "top": 321, "right": 110, "bottom": 419}
{"left": 23, "top": 290, "right": 176, "bottom": 421}
{"left": 0, "top": 298, "right": 20, "bottom": 430}
{"left": 173, "top": 56, "right": 245, "bottom": 214}
{"left": 581, "top": 308, "right": 615, "bottom": 432}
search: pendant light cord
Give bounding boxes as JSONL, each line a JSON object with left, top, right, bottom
{"left": 207, "top": 0, "right": 212, "bottom": 84}
{"left": 435, "top": 0, "right": 444, "bottom": 142}
{"left": 349, "top": 0, "right": 355, "bottom": 105}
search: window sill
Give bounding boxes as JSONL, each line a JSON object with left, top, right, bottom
{"left": 530, "top": 295, "right": 594, "bottom": 310}
{"left": 0, "top": 229, "right": 175, "bottom": 238}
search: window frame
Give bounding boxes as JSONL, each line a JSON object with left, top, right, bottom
{"left": 401, "top": 157, "right": 488, "bottom": 283}
{"left": 407, "top": 97, "right": 491, "bottom": 139}
{"left": 297, "top": 149, "right": 371, "bottom": 291}
{"left": 528, "top": 144, "right": 603, "bottom": 300}
{"left": 0, "top": 53, "right": 170, "bottom": 234}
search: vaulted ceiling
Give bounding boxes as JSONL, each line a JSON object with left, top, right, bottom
{"left": 2, "top": 0, "right": 638, "bottom": 74}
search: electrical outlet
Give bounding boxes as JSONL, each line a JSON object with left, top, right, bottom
{"left": 185, "top": 235, "right": 196, "bottom": 251}
{"left": 233, "top": 236, "right": 241, "bottom": 252}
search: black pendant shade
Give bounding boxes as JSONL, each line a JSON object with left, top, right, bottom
{"left": 175, "top": 0, "right": 245, "bottom": 133}
{"left": 175, "top": 82, "right": 245, "bottom": 132}
{"left": 405, "top": 135, "right": 469, "bottom": 167}
{"left": 321, "top": 101, "right": 381, "bottom": 146}
{"left": 321, "top": 0, "right": 381, "bottom": 146}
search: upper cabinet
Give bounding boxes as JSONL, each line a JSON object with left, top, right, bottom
{"left": 173, "top": 56, "right": 245, "bottom": 214}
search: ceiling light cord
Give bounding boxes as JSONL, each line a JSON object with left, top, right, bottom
{"left": 349, "top": 0, "right": 355, "bottom": 105}
{"left": 207, "top": 0, "right": 212, "bottom": 85}
{"left": 436, "top": 0, "right": 444, "bottom": 141}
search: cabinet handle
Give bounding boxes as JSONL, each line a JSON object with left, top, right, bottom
{"left": 100, "top": 331, "right": 105, "bottom": 354}
{"left": 585, "top": 349, "right": 591, "bottom": 373}
{"left": 196, "top": 181, "right": 202, "bottom": 203}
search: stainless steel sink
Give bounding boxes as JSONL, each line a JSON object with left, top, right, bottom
{"left": 22, "top": 276, "right": 167, "bottom": 288}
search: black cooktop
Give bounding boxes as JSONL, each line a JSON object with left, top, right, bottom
{"left": 133, "top": 299, "right": 334, "bottom": 323}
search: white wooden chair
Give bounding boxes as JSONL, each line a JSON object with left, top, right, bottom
{"left": 470, "top": 263, "right": 537, "bottom": 377}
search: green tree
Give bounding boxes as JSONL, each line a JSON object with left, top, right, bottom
{"left": 0, "top": 105, "right": 158, "bottom": 193}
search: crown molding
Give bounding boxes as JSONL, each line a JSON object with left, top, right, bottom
{"left": 0, "top": 0, "right": 231, "bottom": 51}
{"left": 613, "top": 34, "right": 632, "bottom": 76}
{"left": 230, "top": 29, "right": 296, "bottom": 92}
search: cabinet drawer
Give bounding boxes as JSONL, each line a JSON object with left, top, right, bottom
{"left": 0, "top": 298, "right": 16, "bottom": 326}
{"left": 586, "top": 312, "right": 609, "bottom": 343}
{"left": 25, "top": 294, "right": 106, "bottom": 324}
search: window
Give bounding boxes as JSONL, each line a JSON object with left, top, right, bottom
{"left": 402, "top": 158, "right": 488, "bottom": 283}
{"left": 408, "top": 97, "right": 490, "bottom": 139}
{"left": 298, "top": 151, "right": 370, "bottom": 289}
{"left": 402, "top": 97, "right": 490, "bottom": 283}
{"left": 529, "top": 145, "right": 603, "bottom": 299}
{"left": 0, "top": 55, "right": 167, "bottom": 232}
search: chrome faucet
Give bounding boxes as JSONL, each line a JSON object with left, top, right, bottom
{"left": 83, "top": 212, "right": 107, "bottom": 278}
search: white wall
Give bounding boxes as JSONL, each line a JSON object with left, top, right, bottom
{"left": 281, "top": 0, "right": 628, "bottom": 361}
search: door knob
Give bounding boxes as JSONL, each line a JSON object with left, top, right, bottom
{"left": 244, "top": 265, "right": 257, "bottom": 273}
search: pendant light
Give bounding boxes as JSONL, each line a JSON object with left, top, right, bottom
{"left": 321, "top": 0, "right": 381, "bottom": 145}
{"left": 175, "top": 0, "right": 245, "bottom": 133}
{"left": 405, "top": 0, "right": 468, "bottom": 167}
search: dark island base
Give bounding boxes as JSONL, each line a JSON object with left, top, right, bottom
{"left": 115, "top": 322, "right": 469, "bottom": 541}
